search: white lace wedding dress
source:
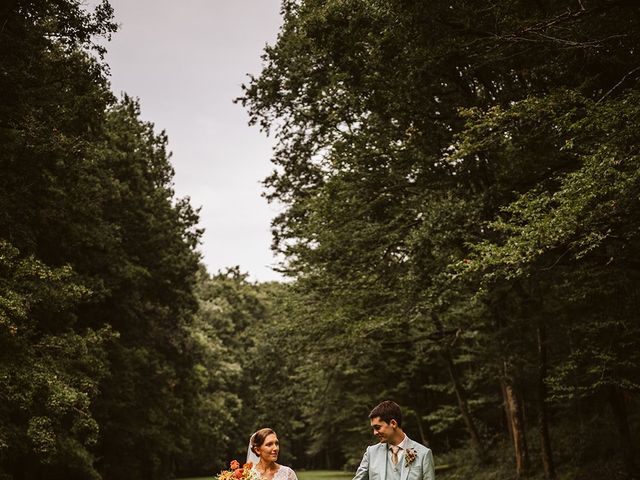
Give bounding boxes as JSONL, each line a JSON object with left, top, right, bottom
{"left": 252, "top": 465, "right": 298, "bottom": 480}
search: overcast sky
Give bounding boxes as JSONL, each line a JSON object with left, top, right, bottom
{"left": 101, "top": 0, "right": 284, "bottom": 281}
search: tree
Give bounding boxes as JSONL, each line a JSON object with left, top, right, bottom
{"left": 455, "top": 90, "right": 640, "bottom": 477}
{"left": 240, "top": 0, "right": 640, "bottom": 476}
{"left": 1, "top": 2, "right": 205, "bottom": 478}
{"left": 88, "top": 97, "right": 201, "bottom": 480}
{"left": 0, "top": 241, "right": 114, "bottom": 479}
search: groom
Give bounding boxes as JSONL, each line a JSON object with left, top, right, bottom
{"left": 353, "top": 401, "right": 435, "bottom": 480}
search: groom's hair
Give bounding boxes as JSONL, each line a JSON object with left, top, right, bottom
{"left": 369, "top": 400, "right": 402, "bottom": 427}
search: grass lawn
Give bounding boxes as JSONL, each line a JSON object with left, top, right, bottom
{"left": 177, "top": 470, "right": 353, "bottom": 480}
{"left": 298, "top": 471, "right": 353, "bottom": 480}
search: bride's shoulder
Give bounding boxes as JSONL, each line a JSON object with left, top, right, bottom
{"left": 278, "top": 465, "right": 298, "bottom": 479}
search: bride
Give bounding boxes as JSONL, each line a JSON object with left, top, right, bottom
{"left": 246, "top": 428, "right": 298, "bottom": 480}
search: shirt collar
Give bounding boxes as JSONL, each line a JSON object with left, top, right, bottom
{"left": 390, "top": 433, "right": 408, "bottom": 450}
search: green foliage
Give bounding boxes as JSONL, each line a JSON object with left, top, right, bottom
{"left": 1, "top": 1, "right": 205, "bottom": 478}
{"left": 451, "top": 89, "right": 640, "bottom": 401}
{"left": 0, "top": 241, "right": 114, "bottom": 479}
{"left": 238, "top": 0, "right": 640, "bottom": 477}
{"left": 170, "top": 267, "right": 302, "bottom": 477}
{"left": 3, "top": 0, "right": 640, "bottom": 479}
{"left": 82, "top": 96, "right": 203, "bottom": 480}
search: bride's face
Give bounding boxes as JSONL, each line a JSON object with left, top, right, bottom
{"left": 257, "top": 433, "right": 279, "bottom": 462}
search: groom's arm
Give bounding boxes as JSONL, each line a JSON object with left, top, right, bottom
{"left": 421, "top": 448, "right": 435, "bottom": 480}
{"left": 352, "top": 446, "right": 370, "bottom": 480}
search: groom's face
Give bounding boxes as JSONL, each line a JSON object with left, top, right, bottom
{"left": 370, "top": 417, "right": 397, "bottom": 443}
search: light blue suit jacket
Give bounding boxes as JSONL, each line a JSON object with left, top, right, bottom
{"left": 353, "top": 437, "right": 435, "bottom": 480}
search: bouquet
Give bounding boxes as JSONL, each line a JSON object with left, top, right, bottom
{"left": 215, "top": 460, "right": 257, "bottom": 480}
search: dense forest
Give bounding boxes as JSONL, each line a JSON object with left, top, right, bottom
{"left": 1, "top": 1, "right": 639, "bottom": 480}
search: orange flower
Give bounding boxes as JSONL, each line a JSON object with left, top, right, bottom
{"left": 216, "top": 459, "right": 257, "bottom": 480}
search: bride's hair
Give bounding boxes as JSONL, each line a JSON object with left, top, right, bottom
{"left": 251, "top": 428, "right": 276, "bottom": 455}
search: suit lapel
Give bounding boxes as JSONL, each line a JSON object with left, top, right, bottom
{"left": 382, "top": 444, "right": 388, "bottom": 480}
{"left": 371, "top": 443, "right": 388, "bottom": 480}
{"left": 399, "top": 439, "right": 415, "bottom": 480}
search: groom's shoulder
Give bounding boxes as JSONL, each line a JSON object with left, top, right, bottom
{"left": 407, "top": 438, "right": 431, "bottom": 454}
{"left": 367, "top": 442, "right": 388, "bottom": 453}
{"left": 370, "top": 442, "right": 387, "bottom": 450}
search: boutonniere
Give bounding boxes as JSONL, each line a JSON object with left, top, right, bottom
{"left": 405, "top": 448, "right": 417, "bottom": 467}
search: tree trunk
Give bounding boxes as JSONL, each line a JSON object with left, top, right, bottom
{"left": 501, "top": 380, "right": 515, "bottom": 445}
{"left": 537, "top": 324, "right": 556, "bottom": 480}
{"left": 501, "top": 372, "right": 529, "bottom": 478}
{"left": 414, "top": 410, "right": 431, "bottom": 447}
{"left": 443, "top": 347, "right": 485, "bottom": 460}
{"left": 608, "top": 385, "right": 638, "bottom": 478}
